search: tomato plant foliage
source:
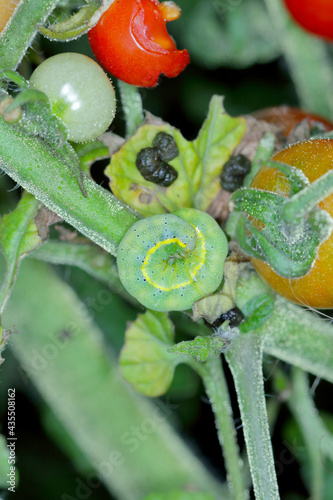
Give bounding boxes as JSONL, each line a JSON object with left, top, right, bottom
{"left": 1, "top": 1, "right": 333, "bottom": 500}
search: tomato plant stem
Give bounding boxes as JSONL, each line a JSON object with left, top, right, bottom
{"left": 0, "top": 0, "right": 59, "bottom": 71}
{"left": 196, "top": 356, "right": 249, "bottom": 500}
{"left": 0, "top": 117, "right": 141, "bottom": 256}
{"left": 288, "top": 368, "right": 325, "bottom": 500}
{"left": 31, "top": 240, "right": 139, "bottom": 306}
{"left": 226, "top": 333, "right": 280, "bottom": 500}
{"left": 117, "top": 80, "right": 144, "bottom": 137}
{"left": 263, "top": 0, "right": 333, "bottom": 119}
{"left": 0, "top": 194, "right": 40, "bottom": 316}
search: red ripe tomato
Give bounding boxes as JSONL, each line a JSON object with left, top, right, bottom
{"left": 284, "top": 0, "right": 333, "bottom": 42}
{"left": 250, "top": 139, "right": 333, "bottom": 309}
{"left": 253, "top": 106, "right": 333, "bottom": 136}
{"left": 88, "top": 0, "right": 190, "bottom": 88}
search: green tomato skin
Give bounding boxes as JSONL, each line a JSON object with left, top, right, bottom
{"left": 117, "top": 209, "right": 228, "bottom": 312}
{"left": 29, "top": 53, "right": 116, "bottom": 143}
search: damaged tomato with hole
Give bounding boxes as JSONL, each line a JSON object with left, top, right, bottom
{"left": 88, "top": 0, "right": 190, "bottom": 88}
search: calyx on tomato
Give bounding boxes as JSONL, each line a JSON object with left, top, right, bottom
{"left": 88, "top": 0, "right": 190, "bottom": 88}
{"left": 228, "top": 139, "right": 333, "bottom": 283}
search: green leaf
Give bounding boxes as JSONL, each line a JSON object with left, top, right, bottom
{"left": 239, "top": 294, "right": 275, "bottom": 333}
{"left": 106, "top": 97, "right": 245, "bottom": 217}
{"left": 183, "top": 0, "right": 280, "bottom": 69}
{"left": 3, "top": 259, "right": 225, "bottom": 499}
{"left": 193, "top": 96, "right": 246, "bottom": 211}
{"left": 143, "top": 492, "right": 216, "bottom": 500}
{"left": 106, "top": 123, "right": 199, "bottom": 217}
{"left": 168, "top": 330, "right": 235, "bottom": 363}
{"left": 119, "top": 310, "right": 178, "bottom": 397}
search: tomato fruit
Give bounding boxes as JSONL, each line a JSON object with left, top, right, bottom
{"left": 0, "top": 0, "right": 14, "bottom": 33}
{"left": 253, "top": 106, "right": 333, "bottom": 136}
{"left": 29, "top": 53, "right": 116, "bottom": 142}
{"left": 88, "top": 0, "right": 190, "bottom": 88}
{"left": 284, "top": 0, "right": 333, "bottom": 42}
{"left": 250, "top": 138, "right": 333, "bottom": 309}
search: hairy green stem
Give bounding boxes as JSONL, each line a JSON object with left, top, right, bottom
{"left": 288, "top": 368, "right": 328, "bottom": 500}
{"left": 263, "top": 0, "right": 333, "bottom": 119}
{"left": 117, "top": 80, "right": 144, "bottom": 137}
{"left": 0, "top": 194, "right": 40, "bottom": 315}
{"left": 196, "top": 356, "right": 249, "bottom": 500}
{"left": 0, "top": 118, "right": 141, "bottom": 256}
{"left": 0, "top": 0, "right": 59, "bottom": 71}
{"left": 31, "top": 240, "right": 138, "bottom": 305}
{"left": 226, "top": 334, "right": 280, "bottom": 500}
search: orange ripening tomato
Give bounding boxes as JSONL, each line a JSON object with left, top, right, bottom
{"left": 253, "top": 106, "right": 333, "bottom": 136}
{"left": 284, "top": 0, "right": 333, "bottom": 42}
{"left": 0, "top": 0, "right": 17, "bottom": 33}
{"left": 88, "top": 0, "right": 190, "bottom": 88}
{"left": 250, "top": 138, "right": 333, "bottom": 309}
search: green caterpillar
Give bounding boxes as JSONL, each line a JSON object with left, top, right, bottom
{"left": 117, "top": 208, "right": 228, "bottom": 311}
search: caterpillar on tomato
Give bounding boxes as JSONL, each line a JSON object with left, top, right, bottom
{"left": 117, "top": 208, "right": 228, "bottom": 312}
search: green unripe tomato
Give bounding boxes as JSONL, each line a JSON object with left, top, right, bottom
{"left": 29, "top": 53, "right": 116, "bottom": 142}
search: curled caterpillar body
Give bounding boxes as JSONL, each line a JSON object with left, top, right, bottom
{"left": 117, "top": 208, "right": 228, "bottom": 311}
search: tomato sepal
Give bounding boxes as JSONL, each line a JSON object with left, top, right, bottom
{"left": 230, "top": 188, "right": 283, "bottom": 227}
{"left": 282, "top": 168, "right": 333, "bottom": 223}
{"left": 241, "top": 216, "right": 320, "bottom": 278}
{"left": 0, "top": 70, "right": 89, "bottom": 197}
{"left": 0, "top": 70, "right": 29, "bottom": 90}
{"left": 37, "top": 0, "right": 103, "bottom": 41}
{"left": 239, "top": 293, "right": 275, "bottom": 333}
{"left": 263, "top": 160, "right": 309, "bottom": 195}
{"left": 228, "top": 157, "right": 333, "bottom": 279}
